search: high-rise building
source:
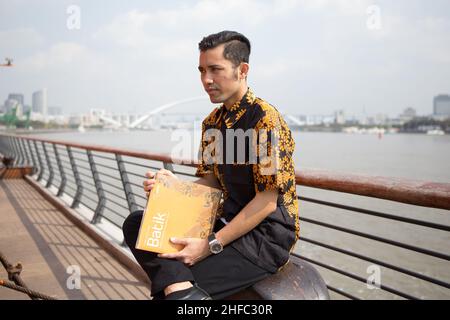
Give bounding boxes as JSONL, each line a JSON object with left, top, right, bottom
{"left": 399, "top": 107, "right": 417, "bottom": 123}
{"left": 48, "top": 106, "right": 62, "bottom": 115}
{"left": 8, "top": 93, "right": 24, "bottom": 106}
{"left": 32, "top": 89, "right": 48, "bottom": 116}
{"left": 334, "top": 110, "right": 345, "bottom": 125}
{"left": 4, "top": 99, "right": 22, "bottom": 117}
{"left": 433, "top": 94, "right": 450, "bottom": 118}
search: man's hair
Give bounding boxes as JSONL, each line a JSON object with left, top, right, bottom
{"left": 198, "top": 31, "right": 251, "bottom": 67}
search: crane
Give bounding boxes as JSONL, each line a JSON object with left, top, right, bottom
{"left": 0, "top": 58, "right": 14, "bottom": 67}
{"left": 0, "top": 106, "right": 18, "bottom": 128}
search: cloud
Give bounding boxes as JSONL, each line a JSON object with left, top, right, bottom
{"left": 93, "top": 9, "right": 152, "bottom": 48}
{"left": 19, "top": 42, "right": 101, "bottom": 73}
{"left": 298, "top": 0, "right": 372, "bottom": 15}
{"left": 93, "top": 0, "right": 302, "bottom": 49}
{"left": 0, "top": 28, "right": 44, "bottom": 52}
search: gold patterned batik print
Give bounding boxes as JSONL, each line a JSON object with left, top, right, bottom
{"left": 253, "top": 98, "right": 299, "bottom": 240}
{"left": 195, "top": 88, "right": 300, "bottom": 239}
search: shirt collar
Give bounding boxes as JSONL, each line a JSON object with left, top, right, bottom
{"left": 219, "top": 88, "right": 256, "bottom": 129}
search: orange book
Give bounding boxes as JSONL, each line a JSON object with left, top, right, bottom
{"left": 135, "top": 175, "right": 222, "bottom": 254}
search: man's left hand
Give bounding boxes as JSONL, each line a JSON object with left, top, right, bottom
{"left": 158, "top": 238, "right": 210, "bottom": 266}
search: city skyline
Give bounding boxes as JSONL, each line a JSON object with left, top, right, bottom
{"left": 1, "top": 1, "right": 450, "bottom": 117}
{"left": 1, "top": 88, "right": 446, "bottom": 121}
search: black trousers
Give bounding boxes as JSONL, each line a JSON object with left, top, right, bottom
{"left": 122, "top": 210, "right": 272, "bottom": 300}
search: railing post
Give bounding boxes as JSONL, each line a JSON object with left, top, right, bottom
{"left": 9, "top": 137, "right": 16, "bottom": 163}
{"left": 34, "top": 141, "right": 45, "bottom": 181}
{"left": 163, "top": 162, "right": 174, "bottom": 171}
{"left": 16, "top": 137, "right": 25, "bottom": 165}
{"left": 27, "top": 140, "right": 38, "bottom": 175}
{"left": 7, "top": 136, "right": 15, "bottom": 159}
{"left": 0, "top": 136, "right": 4, "bottom": 154}
{"left": 20, "top": 138, "right": 31, "bottom": 166}
{"left": 42, "top": 142, "right": 54, "bottom": 188}
{"left": 14, "top": 137, "right": 24, "bottom": 165}
{"left": 67, "top": 146, "right": 83, "bottom": 208}
{"left": 16, "top": 138, "right": 25, "bottom": 165}
{"left": 116, "top": 154, "right": 139, "bottom": 214}
{"left": 54, "top": 144, "right": 66, "bottom": 197}
{"left": 12, "top": 137, "right": 23, "bottom": 165}
{"left": 1, "top": 137, "right": 7, "bottom": 154}
{"left": 9, "top": 136, "right": 17, "bottom": 160}
{"left": 5, "top": 136, "right": 12, "bottom": 158}
{"left": 87, "top": 150, "right": 106, "bottom": 224}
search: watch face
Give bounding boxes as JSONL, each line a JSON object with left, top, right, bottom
{"left": 211, "top": 242, "right": 223, "bottom": 254}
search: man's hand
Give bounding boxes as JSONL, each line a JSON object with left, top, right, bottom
{"left": 158, "top": 237, "right": 210, "bottom": 266}
{"left": 143, "top": 168, "right": 177, "bottom": 197}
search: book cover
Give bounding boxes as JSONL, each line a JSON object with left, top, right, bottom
{"left": 135, "top": 175, "right": 222, "bottom": 254}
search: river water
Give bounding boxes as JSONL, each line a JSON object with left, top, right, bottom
{"left": 34, "top": 129, "right": 450, "bottom": 182}
{"left": 31, "top": 129, "right": 450, "bottom": 299}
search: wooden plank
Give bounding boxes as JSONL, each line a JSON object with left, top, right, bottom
{"left": 0, "top": 179, "right": 150, "bottom": 300}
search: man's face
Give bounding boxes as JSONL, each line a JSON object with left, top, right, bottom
{"left": 198, "top": 44, "right": 242, "bottom": 105}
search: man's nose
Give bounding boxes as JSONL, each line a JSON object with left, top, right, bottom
{"left": 203, "top": 75, "right": 213, "bottom": 85}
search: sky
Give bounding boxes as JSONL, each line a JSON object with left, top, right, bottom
{"left": 0, "top": 0, "right": 449, "bottom": 118}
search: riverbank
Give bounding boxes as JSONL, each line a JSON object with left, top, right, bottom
{"left": 2, "top": 126, "right": 448, "bottom": 136}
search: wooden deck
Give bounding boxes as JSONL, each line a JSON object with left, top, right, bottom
{"left": 0, "top": 179, "right": 150, "bottom": 300}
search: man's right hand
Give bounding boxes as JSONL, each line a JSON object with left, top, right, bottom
{"left": 143, "top": 168, "right": 177, "bottom": 197}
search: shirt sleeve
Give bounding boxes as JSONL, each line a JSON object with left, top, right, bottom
{"left": 252, "top": 109, "right": 296, "bottom": 195}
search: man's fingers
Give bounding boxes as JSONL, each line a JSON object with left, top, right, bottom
{"left": 145, "top": 171, "right": 155, "bottom": 179}
{"left": 143, "top": 180, "right": 156, "bottom": 187}
{"left": 143, "top": 179, "right": 156, "bottom": 186}
{"left": 144, "top": 169, "right": 176, "bottom": 196}
{"left": 170, "top": 237, "right": 188, "bottom": 245}
{"left": 156, "top": 168, "right": 176, "bottom": 179}
{"left": 143, "top": 181, "right": 155, "bottom": 192}
{"left": 158, "top": 253, "right": 180, "bottom": 259}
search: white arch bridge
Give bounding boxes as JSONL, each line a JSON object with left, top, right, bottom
{"left": 98, "top": 96, "right": 304, "bottom": 129}
{"left": 99, "top": 96, "right": 208, "bottom": 129}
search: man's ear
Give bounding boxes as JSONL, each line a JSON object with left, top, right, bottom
{"left": 239, "top": 63, "right": 249, "bottom": 80}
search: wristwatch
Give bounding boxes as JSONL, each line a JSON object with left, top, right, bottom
{"left": 208, "top": 233, "right": 223, "bottom": 254}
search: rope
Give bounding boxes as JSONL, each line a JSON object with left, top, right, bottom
{"left": 0, "top": 251, "right": 58, "bottom": 300}
{"left": 0, "top": 279, "right": 57, "bottom": 300}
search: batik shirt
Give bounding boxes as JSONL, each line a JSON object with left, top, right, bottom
{"left": 195, "top": 88, "right": 299, "bottom": 272}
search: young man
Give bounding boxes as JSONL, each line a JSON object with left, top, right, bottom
{"left": 122, "top": 31, "right": 299, "bottom": 300}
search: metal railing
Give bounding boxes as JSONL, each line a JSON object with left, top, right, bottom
{"left": 1, "top": 133, "right": 449, "bottom": 300}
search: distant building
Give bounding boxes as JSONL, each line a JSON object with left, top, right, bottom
{"left": 399, "top": 107, "right": 417, "bottom": 123}
{"left": 8, "top": 93, "right": 24, "bottom": 106}
{"left": 32, "top": 89, "right": 48, "bottom": 116}
{"left": 4, "top": 99, "right": 22, "bottom": 117}
{"left": 68, "top": 115, "right": 82, "bottom": 126}
{"left": 334, "top": 110, "right": 345, "bottom": 125}
{"left": 433, "top": 94, "right": 450, "bottom": 119}
{"left": 23, "top": 105, "right": 32, "bottom": 113}
{"left": 374, "top": 113, "right": 388, "bottom": 125}
{"left": 48, "top": 106, "right": 62, "bottom": 116}
{"left": 306, "top": 115, "right": 334, "bottom": 126}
